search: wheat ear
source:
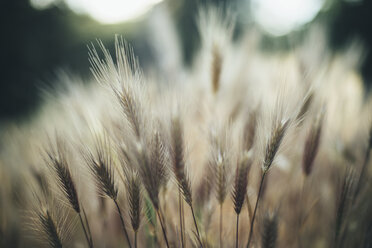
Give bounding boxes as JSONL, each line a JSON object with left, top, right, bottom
{"left": 216, "top": 155, "right": 227, "bottom": 248}
{"left": 247, "top": 119, "right": 290, "bottom": 247}
{"left": 37, "top": 208, "right": 63, "bottom": 248}
{"left": 126, "top": 171, "right": 142, "bottom": 248}
{"left": 45, "top": 139, "right": 93, "bottom": 248}
{"left": 302, "top": 111, "right": 324, "bottom": 176}
{"left": 85, "top": 135, "right": 132, "bottom": 248}
{"left": 135, "top": 131, "right": 170, "bottom": 247}
{"left": 171, "top": 117, "right": 203, "bottom": 247}
{"left": 334, "top": 168, "right": 355, "bottom": 248}
{"left": 211, "top": 44, "right": 222, "bottom": 94}
{"left": 261, "top": 212, "right": 278, "bottom": 248}
{"left": 232, "top": 153, "right": 252, "bottom": 248}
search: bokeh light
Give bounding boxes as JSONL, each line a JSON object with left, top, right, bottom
{"left": 30, "top": 0, "right": 163, "bottom": 23}
{"left": 251, "top": 0, "right": 324, "bottom": 36}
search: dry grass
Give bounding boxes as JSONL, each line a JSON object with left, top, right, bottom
{"left": 1, "top": 5, "right": 372, "bottom": 248}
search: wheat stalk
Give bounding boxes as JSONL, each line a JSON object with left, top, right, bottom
{"left": 133, "top": 131, "right": 170, "bottom": 247}
{"left": 261, "top": 212, "right": 278, "bottom": 248}
{"left": 170, "top": 116, "right": 203, "bottom": 247}
{"left": 45, "top": 138, "right": 93, "bottom": 248}
{"left": 126, "top": 170, "right": 142, "bottom": 248}
{"left": 353, "top": 123, "right": 372, "bottom": 202}
{"left": 232, "top": 152, "right": 252, "bottom": 248}
{"left": 85, "top": 134, "right": 132, "bottom": 248}
{"left": 296, "top": 91, "right": 314, "bottom": 125}
{"left": 247, "top": 119, "right": 290, "bottom": 247}
{"left": 302, "top": 110, "right": 324, "bottom": 176}
{"left": 334, "top": 168, "right": 355, "bottom": 248}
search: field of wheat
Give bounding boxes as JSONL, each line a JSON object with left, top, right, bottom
{"left": 0, "top": 6, "right": 371, "bottom": 248}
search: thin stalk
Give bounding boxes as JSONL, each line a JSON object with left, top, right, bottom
{"left": 247, "top": 171, "right": 267, "bottom": 248}
{"left": 354, "top": 146, "right": 371, "bottom": 202}
{"left": 78, "top": 212, "right": 93, "bottom": 248}
{"left": 156, "top": 209, "right": 170, "bottom": 248}
{"left": 179, "top": 191, "right": 185, "bottom": 248}
{"left": 82, "top": 207, "right": 93, "bottom": 246}
{"left": 113, "top": 199, "right": 132, "bottom": 248}
{"left": 181, "top": 200, "right": 186, "bottom": 247}
{"left": 190, "top": 205, "right": 203, "bottom": 247}
{"left": 297, "top": 176, "right": 306, "bottom": 248}
{"left": 220, "top": 203, "right": 223, "bottom": 248}
{"left": 245, "top": 194, "right": 253, "bottom": 223}
{"left": 134, "top": 231, "right": 138, "bottom": 248}
{"left": 236, "top": 214, "right": 240, "bottom": 248}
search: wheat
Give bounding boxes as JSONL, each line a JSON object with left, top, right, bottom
{"left": 2, "top": 4, "right": 372, "bottom": 248}
{"left": 261, "top": 212, "right": 278, "bottom": 248}
{"left": 302, "top": 110, "right": 324, "bottom": 176}
{"left": 126, "top": 170, "right": 142, "bottom": 248}
{"left": 45, "top": 138, "right": 93, "bottom": 247}
{"left": 84, "top": 134, "right": 132, "bottom": 248}
{"left": 232, "top": 152, "right": 252, "bottom": 248}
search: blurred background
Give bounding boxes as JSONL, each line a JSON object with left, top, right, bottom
{"left": 1, "top": 0, "right": 371, "bottom": 122}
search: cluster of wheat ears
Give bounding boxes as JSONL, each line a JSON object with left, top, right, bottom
{"left": 1, "top": 6, "right": 372, "bottom": 248}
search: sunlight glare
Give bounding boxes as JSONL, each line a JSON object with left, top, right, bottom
{"left": 37, "top": 0, "right": 164, "bottom": 24}
{"left": 251, "top": 0, "right": 324, "bottom": 36}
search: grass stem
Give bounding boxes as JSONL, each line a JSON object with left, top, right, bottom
{"left": 220, "top": 203, "right": 223, "bottom": 248}
{"left": 236, "top": 214, "right": 240, "bottom": 248}
{"left": 134, "top": 231, "right": 138, "bottom": 248}
{"left": 191, "top": 205, "right": 203, "bottom": 248}
{"left": 179, "top": 190, "right": 185, "bottom": 248}
{"left": 247, "top": 171, "right": 267, "bottom": 247}
{"left": 354, "top": 146, "right": 371, "bottom": 202}
{"left": 78, "top": 212, "right": 93, "bottom": 248}
{"left": 245, "top": 194, "right": 252, "bottom": 224}
{"left": 113, "top": 199, "right": 132, "bottom": 248}
{"left": 156, "top": 209, "right": 170, "bottom": 248}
